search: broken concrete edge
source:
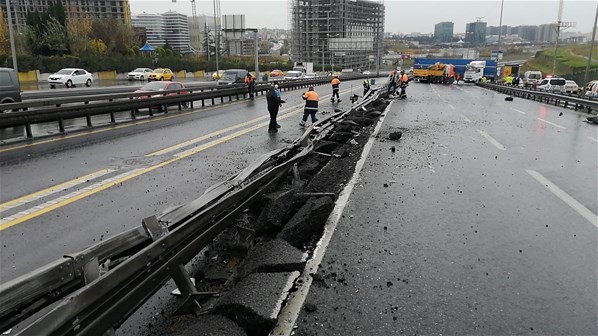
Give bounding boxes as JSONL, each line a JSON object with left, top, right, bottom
{"left": 233, "top": 239, "right": 307, "bottom": 282}
{"left": 270, "top": 98, "right": 396, "bottom": 336}
{"left": 211, "top": 272, "right": 299, "bottom": 336}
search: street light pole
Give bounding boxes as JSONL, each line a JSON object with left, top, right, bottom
{"left": 213, "top": 0, "right": 220, "bottom": 74}
{"left": 496, "top": 0, "right": 504, "bottom": 63}
{"left": 254, "top": 30, "right": 259, "bottom": 81}
{"left": 584, "top": 2, "right": 598, "bottom": 84}
{"left": 6, "top": 0, "right": 18, "bottom": 72}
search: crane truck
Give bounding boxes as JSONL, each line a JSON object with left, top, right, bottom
{"left": 414, "top": 58, "right": 498, "bottom": 82}
{"left": 413, "top": 62, "right": 456, "bottom": 84}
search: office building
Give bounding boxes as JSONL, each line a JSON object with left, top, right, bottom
{"left": 162, "top": 11, "right": 191, "bottom": 54}
{"left": 132, "top": 13, "right": 166, "bottom": 47}
{"left": 434, "top": 22, "right": 454, "bottom": 43}
{"left": 290, "top": 0, "right": 385, "bottom": 69}
{"left": 465, "top": 21, "right": 487, "bottom": 45}
{"left": 1, "top": 0, "right": 131, "bottom": 29}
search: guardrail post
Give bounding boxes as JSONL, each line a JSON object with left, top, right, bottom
{"left": 86, "top": 115, "right": 92, "bottom": 127}
{"left": 110, "top": 111, "right": 116, "bottom": 123}
{"left": 25, "top": 123, "right": 32, "bottom": 138}
{"left": 130, "top": 108, "right": 137, "bottom": 120}
{"left": 58, "top": 118, "right": 65, "bottom": 133}
{"left": 211, "top": 89, "right": 215, "bottom": 105}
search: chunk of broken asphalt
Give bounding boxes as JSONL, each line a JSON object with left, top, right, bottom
{"left": 389, "top": 131, "right": 402, "bottom": 141}
{"left": 304, "top": 303, "right": 318, "bottom": 313}
{"left": 279, "top": 197, "right": 335, "bottom": 248}
{"left": 177, "top": 314, "right": 248, "bottom": 336}
{"left": 254, "top": 190, "right": 296, "bottom": 234}
{"left": 505, "top": 96, "right": 514, "bottom": 101}
{"left": 213, "top": 272, "right": 298, "bottom": 336}
{"left": 235, "top": 239, "right": 306, "bottom": 281}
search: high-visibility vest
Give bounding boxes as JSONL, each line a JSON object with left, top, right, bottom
{"left": 331, "top": 78, "right": 340, "bottom": 89}
{"left": 302, "top": 91, "right": 319, "bottom": 110}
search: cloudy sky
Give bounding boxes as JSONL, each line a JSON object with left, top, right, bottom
{"left": 129, "top": 0, "right": 597, "bottom": 34}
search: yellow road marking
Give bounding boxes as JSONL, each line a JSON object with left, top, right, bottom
{"left": 0, "top": 88, "right": 355, "bottom": 231}
{"left": 148, "top": 88, "right": 354, "bottom": 157}
{"left": 147, "top": 103, "right": 304, "bottom": 156}
{"left": 0, "top": 169, "right": 113, "bottom": 211}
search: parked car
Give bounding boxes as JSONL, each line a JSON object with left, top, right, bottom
{"left": 48, "top": 68, "right": 93, "bottom": 88}
{"left": 148, "top": 68, "right": 175, "bottom": 81}
{"left": 269, "top": 69, "right": 284, "bottom": 78}
{"left": 284, "top": 71, "right": 303, "bottom": 80}
{"left": 127, "top": 68, "right": 153, "bottom": 81}
{"left": 304, "top": 73, "right": 317, "bottom": 79}
{"left": 0, "top": 68, "right": 21, "bottom": 113}
{"left": 536, "top": 77, "right": 566, "bottom": 93}
{"left": 362, "top": 70, "right": 372, "bottom": 75}
{"left": 212, "top": 70, "right": 225, "bottom": 80}
{"left": 564, "top": 80, "right": 579, "bottom": 94}
{"left": 134, "top": 81, "right": 189, "bottom": 110}
{"left": 218, "top": 69, "right": 248, "bottom": 85}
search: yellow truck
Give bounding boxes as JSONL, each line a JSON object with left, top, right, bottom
{"left": 413, "top": 63, "right": 456, "bottom": 84}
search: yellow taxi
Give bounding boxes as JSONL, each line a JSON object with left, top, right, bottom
{"left": 148, "top": 68, "right": 175, "bottom": 81}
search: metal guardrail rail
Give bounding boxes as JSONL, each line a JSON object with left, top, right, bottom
{"left": 0, "top": 88, "right": 385, "bottom": 335}
{"left": 479, "top": 83, "right": 598, "bottom": 113}
{"left": 1, "top": 75, "right": 372, "bottom": 139}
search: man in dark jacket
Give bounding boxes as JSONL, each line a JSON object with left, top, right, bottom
{"left": 266, "top": 84, "right": 283, "bottom": 133}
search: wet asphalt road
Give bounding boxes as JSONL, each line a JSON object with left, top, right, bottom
{"left": 0, "top": 78, "right": 369, "bottom": 284}
{"left": 294, "top": 83, "right": 597, "bottom": 335}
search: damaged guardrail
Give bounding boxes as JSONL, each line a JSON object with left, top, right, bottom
{"left": 0, "top": 88, "right": 385, "bottom": 335}
{"left": 479, "top": 83, "right": 598, "bottom": 113}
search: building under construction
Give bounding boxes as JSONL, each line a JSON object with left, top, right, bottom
{"left": 290, "top": 0, "right": 385, "bottom": 70}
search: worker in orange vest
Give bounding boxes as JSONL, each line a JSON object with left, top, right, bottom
{"left": 300, "top": 86, "right": 319, "bottom": 127}
{"left": 244, "top": 72, "right": 256, "bottom": 99}
{"left": 330, "top": 76, "right": 341, "bottom": 102}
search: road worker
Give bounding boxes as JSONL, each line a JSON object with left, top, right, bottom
{"left": 363, "top": 79, "right": 371, "bottom": 96}
{"left": 331, "top": 76, "right": 341, "bottom": 102}
{"left": 244, "top": 71, "right": 256, "bottom": 99}
{"left": 300, "top": 86, "right": 319, "bottom": 127}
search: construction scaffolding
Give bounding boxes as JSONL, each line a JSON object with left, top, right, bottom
{"left": 289, "top": 0, "right": 385, "bottom": 70}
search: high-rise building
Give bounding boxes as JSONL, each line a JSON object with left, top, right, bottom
{"left": 465, "top": 21, "right": 487, "bottom": 45}
{"left": 537, "top": 24, "right": 556, "bottom": 43}
{"left": 132, "top": 13, "right": 166, "bottom": 47}
{"left": 188, "top": 14, "right": 218, "bottom": 55}
{"left": 162, "top": 11, "right": 191, "bottom": 54}
{"left": 1, "top": 0, "right": 131, "bottom": 29}
{"left": 434, "top": 22, "right": 454, "bottom": 43}
{"left": 290, "top": 0, "right": 385, "bottom": 69}
{"left": 516, "top": 25, "right": 538, "bottom": 42}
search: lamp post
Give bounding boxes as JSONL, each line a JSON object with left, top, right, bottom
{"left": 496, "top": 0, "right": 504, "bottom": 63}
{"left": 584, "top": 2, "right": 598, "bottom": 84}
{"left": 6, "top": 0, "right": 18, "bottom": 72}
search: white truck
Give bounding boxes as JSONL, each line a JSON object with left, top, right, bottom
{"left": 293, "top": 62, "right": 313, "bottom": 75}
{"left": 463, "top": 61, "right": 486, "bottom": 83}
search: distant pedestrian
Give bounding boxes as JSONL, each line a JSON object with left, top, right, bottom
{"left": 300, "top": 86, "right": 319, "bottom": 127}
{"left": 266, "top": 84, "right": 282, "bottom": 133}
{"left": 363, "top": 79, "right": 371, "bottom": 96}
{"left": 505, "top": 74, "right": 514, "bottom": 86}
{"left": 331, "top": 76, "right": 341, "bottom": 102}
{"left": 274, "top": 84, "right": 282, "bottom": 128}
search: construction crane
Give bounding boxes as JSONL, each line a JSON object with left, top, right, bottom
{"left": 172, "top": 0, "right": 201, "bottom": 56}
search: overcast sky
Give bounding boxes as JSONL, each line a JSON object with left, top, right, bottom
{"left": 129, "top": 0, "right": 597, "bottom": 34}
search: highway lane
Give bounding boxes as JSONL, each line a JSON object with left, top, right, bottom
{"left": 0, "top": 77, "right": 374, "bottom": 283}
{"left": 290, "top": 82, "right": 597, "bottom": 335}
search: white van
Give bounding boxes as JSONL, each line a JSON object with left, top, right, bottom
{"left": 522, "top": 71, "right": 542, "bottom": 87}
{"left": 537, "top": 77, "right": 566, "bottom": 93}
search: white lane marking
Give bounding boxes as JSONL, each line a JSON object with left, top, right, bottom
{"left": 513, "top": 108, "right": 526, "bottom": 115}
{"left": 587, "top": 136, "right": 598, "bottom": 143}
{"left": 459, "top": 114, "right": 472, "bottom": 123}
{"left": 537, "top": 118, "right": 566, "bottom": 130}
{"left": 448, "top": 104, "right": 456, "bottom": 110}
{"left": 526, "top": 170, "right": 598, "bottom": 227}
{"left": 0, "top": 169, "right": 142, "bottom": 226}
{"left": 271, "top": 100, "right": 395, "bottom": 336}
{"left": 477, "top": 130, "right": 506, "bottom": 151}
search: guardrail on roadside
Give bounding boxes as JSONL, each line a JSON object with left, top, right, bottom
{"left": 0, "top": 77, "right": 350, "bottom": 139}
{"left": 479, "top": 83, "right": 598, "bottom": 114}
{"left": 0, "top": 88, "right": 385, "bottom": 335}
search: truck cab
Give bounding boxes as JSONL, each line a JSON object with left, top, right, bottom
{"left": 463, "top": 61, "right": 486, "bottom": 83}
